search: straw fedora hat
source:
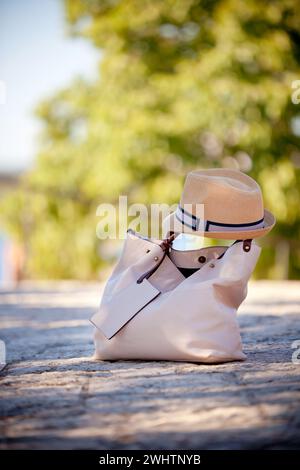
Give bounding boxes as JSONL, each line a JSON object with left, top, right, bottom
{"left": 162, "top": 168, "right": 275, "bottom": 240}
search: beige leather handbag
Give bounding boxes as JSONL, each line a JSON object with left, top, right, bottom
{"left": 91, "top": 230, "right": 261, "bottom": 363}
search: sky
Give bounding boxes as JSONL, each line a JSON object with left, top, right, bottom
{"left": 0, "top": 0, "right": 99, "bottom": 173}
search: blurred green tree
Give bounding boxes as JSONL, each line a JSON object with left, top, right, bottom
{"left": 1, "top": 0, "right": 300, "bottom": 279}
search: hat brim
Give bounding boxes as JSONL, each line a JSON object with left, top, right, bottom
{"left": 162, "top": 209, "right": 275, "bottom": 240}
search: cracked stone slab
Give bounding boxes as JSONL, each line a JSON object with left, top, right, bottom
{"left": 0, "top": 281, "right": 300, "bottom": 450}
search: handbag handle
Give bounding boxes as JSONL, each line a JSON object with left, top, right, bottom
{"left": 136, "top": 232, "right": 175, "bottom": 284}
{"left": 136, "top": 236, "right": 252, "bottom": 283}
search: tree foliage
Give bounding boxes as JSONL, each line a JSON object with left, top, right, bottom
{"left": 1, "top": 0, "right": 300, "bottom": 279}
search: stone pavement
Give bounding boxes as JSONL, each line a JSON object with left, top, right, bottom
{"left": 0, "top": 281, "right": 299, "bottom": 450}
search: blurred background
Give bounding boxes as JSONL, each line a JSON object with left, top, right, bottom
{"left": 0, "top": 0, "right": 300, "bottom": 283}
